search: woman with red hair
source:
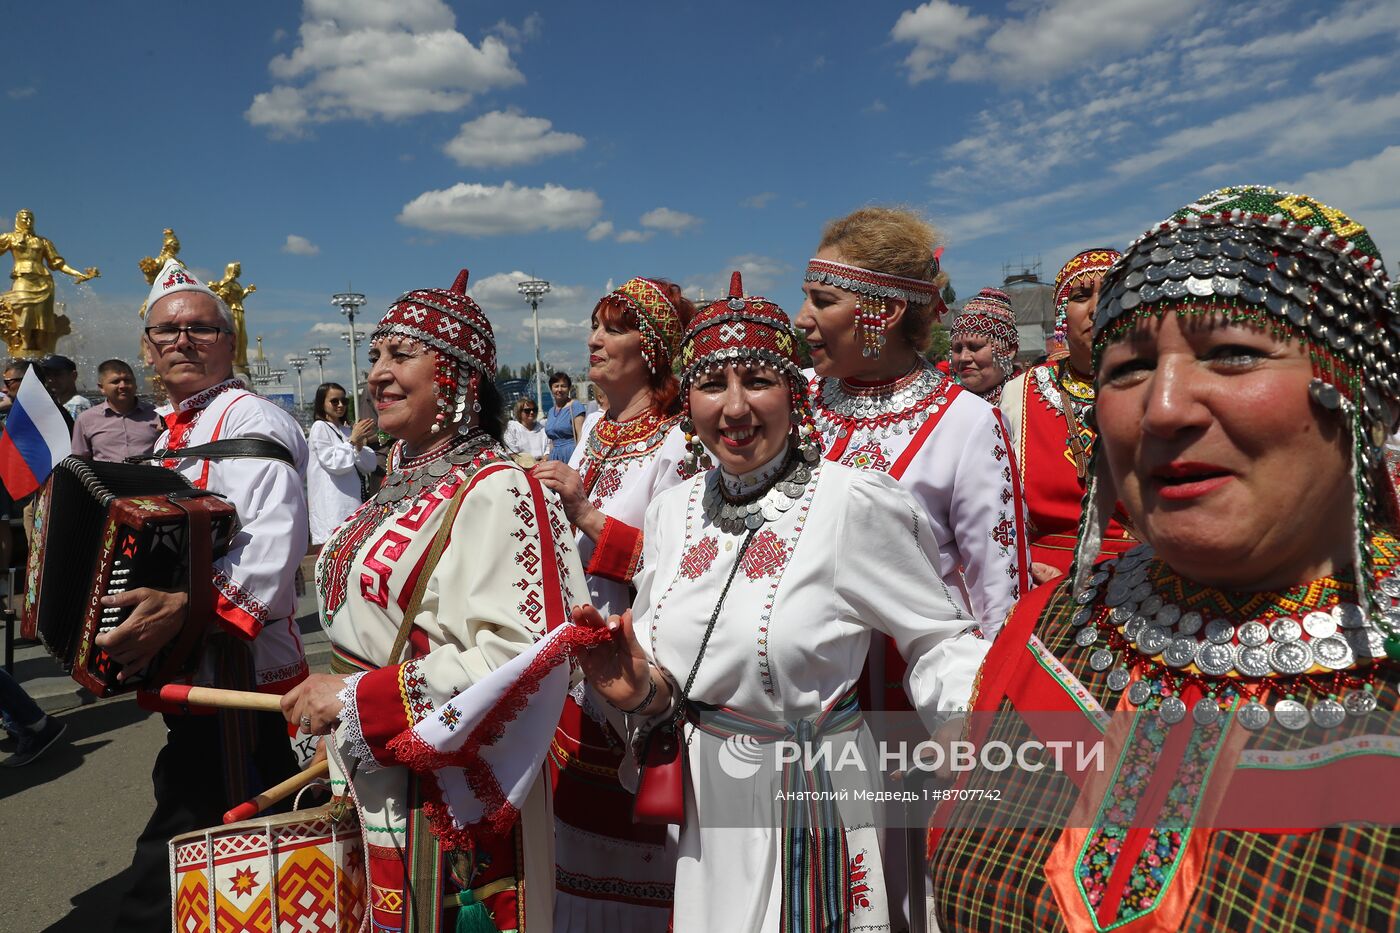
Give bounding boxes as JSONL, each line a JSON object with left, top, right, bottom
{"left": 533, "top": 276, "right": 695, "bottom": 930}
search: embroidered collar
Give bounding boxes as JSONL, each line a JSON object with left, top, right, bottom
{"left": 812, "top": 361, "right": 949, "bottom": 436}
{"left": 159, "top": 378, "right": 242, "bottom": 417}
{"left": 1071, "top": 533, "right": 1399, "bottom": 730}
{"left": 584, "top": 409, "right": 678, "bottom": 462}
{"left": 720, "top": 447, "right": 790, "bottom": 497}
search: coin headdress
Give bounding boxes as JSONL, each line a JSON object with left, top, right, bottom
{"left": 1076, "top": 185, "right": 1398, "bottom": 653}
{"left": 371, "top": 269, "right": 497, "bottom": 435}
{"left": 678, "top": 271, "right": 820, "bottom": 470}
{"left": 950, "top": 287, "right": 1020, "bottom": 377}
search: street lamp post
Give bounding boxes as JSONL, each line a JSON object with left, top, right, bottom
{"left": 307, "top": 345, "right": 331, "bottom": 384}
{"left": 332, "top": 292, "right": 367, "bottom": 418}
{"left": 517, "top": 278, "right": 550, "bottom": 410}
{"left": 287, "top": 355, "right": 308, "bottom": 410}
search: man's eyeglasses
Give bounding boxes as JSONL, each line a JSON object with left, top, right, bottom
{"left": 2, "top": 378, "right": 20, "bottom": 388}
{"left": 144, "top": 324, "right": 229, "bottom": 346}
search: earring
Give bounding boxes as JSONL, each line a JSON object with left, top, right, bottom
{"left": 793, "top": 409, "right": 822, "bottom": 463}
{"left": 855, "top": 296, "right": 887, "bottom": 358}
{"left": 680, "top": 417, "right": 712, "bottom": 473}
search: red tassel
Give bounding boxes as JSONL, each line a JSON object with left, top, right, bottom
{"left": 451, "top": 269, "right": 471, "bottom": 294}
{"left": 728, "top": 270, "right": 743, "bottom": 298}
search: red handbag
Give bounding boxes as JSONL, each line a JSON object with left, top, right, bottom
{"left": 632, "top": 722, "right": 684, "bottom": 825}
{"left": 631, "top": 526, "right": 758, "bottom": 827}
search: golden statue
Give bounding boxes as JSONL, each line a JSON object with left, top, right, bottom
{"left": 207, "top": 261, "right": 256, "bottom": 371}
{"left": 137, "top": 227, "right": 181, "bottom": 317}
{"left": 0, "top": 208, "right": 100, "bottom": 358}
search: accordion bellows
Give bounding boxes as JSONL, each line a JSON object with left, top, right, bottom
{"left": 21, "top": 457, "right": 239, "bottom": 696}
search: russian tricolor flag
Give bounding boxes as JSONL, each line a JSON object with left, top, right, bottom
{"left": 0, "top": 366, "right": 72, "bottom": 499}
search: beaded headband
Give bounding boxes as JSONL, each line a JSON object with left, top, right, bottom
{"left": 372, "top": 269, "right": 497, "bottom": 433}
{"left": 1077, "top": 185, "right": 1398, "bottom": 649}
{"left": 1052, "top": 248, "right": 1121, "bottom": 346}
{"left": 803, "top": 258, "right": 941, "bottom": 307}
{"left": 951, "top": 287, "right": 1019, "bottom": 377}
{"left": 603, "top": 277, "right": 684, "bottom": 375}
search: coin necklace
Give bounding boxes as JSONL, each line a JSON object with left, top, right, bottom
{"left": 812, "top": 361, "right": 949, "bottom": 439}
{"left": 375, "top": 428, "right": 499, "bottom": 509}
{"left": 1072, "top": 543, "right": 1388, "bottom": 731}
{"left": 701, "top": 453, "right": 814, "bottom": 535}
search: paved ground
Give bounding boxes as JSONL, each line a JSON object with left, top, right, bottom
{"left": 0, "top": 568, "right": 327, "bottom": 932}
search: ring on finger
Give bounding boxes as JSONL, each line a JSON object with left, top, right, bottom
{"left": 300, "top": 715, "right": 313, "bottom": 730}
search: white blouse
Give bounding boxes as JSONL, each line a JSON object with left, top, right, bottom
{"left": 307, "top": 419, "right": 376, "bottom": 545}
{"left": 503, "top": 418, "right": 551, "bottom": 460}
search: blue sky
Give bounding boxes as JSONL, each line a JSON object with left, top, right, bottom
{"left": 4, "top": 0, "right": 1398, "bottom": 393}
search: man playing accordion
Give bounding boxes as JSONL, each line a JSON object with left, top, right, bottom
{"left": 96, "top": 260, "right": 310, "bottom": 930}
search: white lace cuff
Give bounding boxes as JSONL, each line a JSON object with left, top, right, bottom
{"left": 335, "top": 671, "right": 380, "bottom": 772}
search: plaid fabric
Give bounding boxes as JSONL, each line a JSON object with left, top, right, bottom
{"left": 929, "top": 570, "right": 1400, "bottom": 932}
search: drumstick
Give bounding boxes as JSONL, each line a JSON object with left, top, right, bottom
{"left": 223, "top": 760, "right": 331, "bottom": 824}
{"left": 157, "top": 683, "right": 284, "bottom": 713}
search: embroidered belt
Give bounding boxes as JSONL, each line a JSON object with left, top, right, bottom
{"left": 692, "top": 688, "right": 863, "bottom": 933}
{"left": 329, "top": 644, "right": 376, "bottom": 675}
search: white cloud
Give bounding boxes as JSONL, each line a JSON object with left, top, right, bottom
{"left": 7, "top": 85, "right": 36, "bottom": 100}
{"left": 683, "top": 255, "right": 790, "bottom": 302}
{"left": 1283, "top": 146, "right": 1400, "bottom": 223}
{"left": 282, "top": 234, "right": 321, "bottom": 255}
{"left": 741, "top": 192, "right": 778, "bottom": 209}
{"left": 615, "top": 229, "right": 654, "bottom": 244}
{"left": 443, "top": 110, "right": 584, "bottom": 168}
{"left": 246, "top": 0, "right": 523, "bottom": 136}
{"left": 865, "top": 99, "right": 889, "bottom": 114}
{"left": 397, "top": 182, "right": 603, "bottom": 236}
{"left": 1312, "top": 54, "right": 1392, "bottom": 90}
{"left": 956, "top": 0, "right": 1204, "bottom": 83}
{"left": 892, "top": 1, "right": 991, "bottom": 83}
{"left": 639, "top": 207, "right": 701, "bottom": 234}
{"left": 487, "top": 13, "right": 543, "bottom": 51}
{"left": 586, "top": 221, "right": 614, "bottom": 242}
{"left": 537, "top": 316, "right": 590, "bottom": 338}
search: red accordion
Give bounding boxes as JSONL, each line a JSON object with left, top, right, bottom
{"left": 21, "top": 457, "right": 240, "bottom": 697}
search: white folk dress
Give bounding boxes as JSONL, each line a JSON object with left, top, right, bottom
{"left": 318, "top": 441, "right": 587, "bottom": 933}
{"left": 145, "top": 377, "right": 311, "bottom": 708}
{"left": 567, "top": 409, "right": 692, "bottom": 617}
{"left": 554, "top": 409, "right": 693, "bottom": 931}
{"left": 632, "top": 458, "right": 987, "bottom": 933}
{"left": 808, "top": 363, "right": 1029, "bottom": 638}
{"left": 307, "top": 419, "right": 376, "bottom": 545}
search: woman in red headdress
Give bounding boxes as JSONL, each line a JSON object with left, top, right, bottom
{"left": 999, "top": 249, "right": 1137, "bottom": 583}
{"left": 281, "top": 271, "right": 587, "bottom": 933}
{"left": 532, "top": 277, "right": 696, "bottom": 930}
{"left": 575, "top": 273, "right": 984, "bottom": 932}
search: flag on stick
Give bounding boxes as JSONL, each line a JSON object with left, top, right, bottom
{"left": 0, "top": 366, "right": 72, "bottom": 499}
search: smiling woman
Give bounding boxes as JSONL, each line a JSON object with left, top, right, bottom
{"left": 283, "top": 269, "right": 587, "bottom": 932}
{"left": 928, "top": 186, "right": 1400, "bottom": 932}
{"left": 574, "top": 272, "right": 983, "bottom": 932}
